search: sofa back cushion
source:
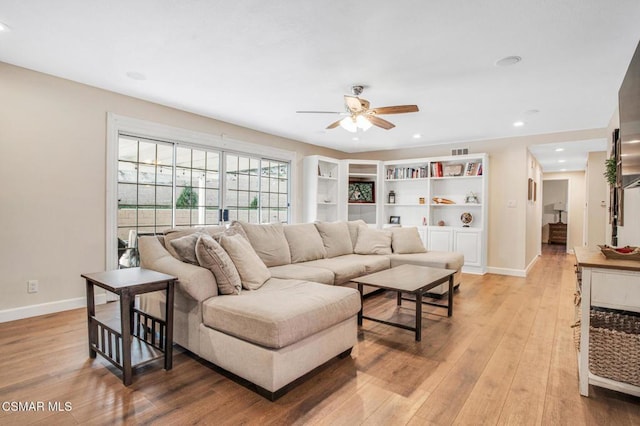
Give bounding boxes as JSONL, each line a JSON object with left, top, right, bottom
{"left": 354, "top": 226, "right": 393, "bottom": 255}
{"left": 315, "top": 221, "right": 354, "bottom": 258}
{"left": 220, "top": 233, "right": 271, "bottom": 290}
{"left": 284, "top": 223, "right": 326, "bottom": 263}
{"left": 391, "top": 227, "right": 427, "bottom": 254}
{"left": 195, "top": 234, "right": 242, "bottom": 295}
{"left": 236, "top": 221, "right": 291, "bottom": 267}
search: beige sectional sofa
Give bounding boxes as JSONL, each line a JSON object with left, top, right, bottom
{"left": 138, "top": 220, "right": 463, "bottom": 399}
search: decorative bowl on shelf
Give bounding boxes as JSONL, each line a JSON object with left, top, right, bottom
{"left": 597, "top": 245, "right": 640, "bottom": 261}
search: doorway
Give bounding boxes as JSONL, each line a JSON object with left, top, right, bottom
{"left": 542, "top": 179, "right": 569, "bottom": 251}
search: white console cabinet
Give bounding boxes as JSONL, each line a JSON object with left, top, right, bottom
{"left": 575, "top": 247, "right": 640, "bottom": 397}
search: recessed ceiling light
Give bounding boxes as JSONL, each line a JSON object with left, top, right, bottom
{"left": 413, "top": 133, "right": 421, "bottom": 139}
{"left": 126, "top": 71, "right": 146, "bottom": 81}
{"left": 352, "top": 137, "right": 359, "bottom": 141}
{"left": 513, "top": 121, "right": 524, "bottom": 127}
{"left": 558, "top": 160, "right": 566, "bottom": 163}
{"left": 555, "top": 148, "right": 565, "bottom": 152}
{"left": 560, "top": 169, "right": 567, "bottom": 172}
{"left": 495, "top": 56, "right": 522, "bottom": 67}
{"left": 0, "top": 22, "right": 11, "bottom": 32}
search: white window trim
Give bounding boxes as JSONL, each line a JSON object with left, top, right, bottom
{"left": 106, "top": 113, "right": 297, "bottom": 269}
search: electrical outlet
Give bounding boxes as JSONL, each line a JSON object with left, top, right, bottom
{"left": 27, "top": 280, "right": 38, "bottom": 293}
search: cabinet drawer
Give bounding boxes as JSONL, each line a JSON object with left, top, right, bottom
{"left": 591, "top": 270, "right": 640, "bottom": 313}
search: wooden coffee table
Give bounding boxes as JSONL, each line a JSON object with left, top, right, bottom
{"left": 351, "top": 264, "right": 456, "bottom": 341}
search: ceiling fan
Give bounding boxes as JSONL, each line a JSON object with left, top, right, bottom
{"left": 296, "top": 85, "right": 419, "bottom": 132}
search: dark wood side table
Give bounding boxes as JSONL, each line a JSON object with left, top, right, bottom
{"left": 81, "top": 268, "right": 176, "bottom": 385}
{"left": 548, "top": 222, "right": 567, "bottom": 244}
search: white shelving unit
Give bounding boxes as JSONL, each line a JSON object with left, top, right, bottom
{"left": 302, "top": 156, "right": 341, "bottom": 223}
{"left": 303, "top": 153, "right": 488, "bottom": 273}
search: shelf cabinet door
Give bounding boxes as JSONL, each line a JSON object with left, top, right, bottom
{"left": 454, "top": 229, "right": 481, "bottom": 266}
{"left": 428, "top": 228, "right": 453, "bottom": 251}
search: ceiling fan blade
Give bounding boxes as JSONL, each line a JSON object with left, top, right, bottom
{"left": 345, "top": 96, "right": 364, "bottom": 113}
{"left": 370, "top": 105, "right": 419, "bottom": 115}
{"left": 326, "top": 119, "right": 342, "bottom": 129}
{"left": 367, "top": 115, "right": 395, "bottom": 130}
{"left": 296, "top": 110, "right": 343, "bottom": 114}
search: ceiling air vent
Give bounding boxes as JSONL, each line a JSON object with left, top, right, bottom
{"left": 452, "top": 148, "right": 469, "bottom": 156}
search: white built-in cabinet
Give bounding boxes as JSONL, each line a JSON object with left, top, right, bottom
{"left": 302, "top": 154, "right": 488, "bottom": 273}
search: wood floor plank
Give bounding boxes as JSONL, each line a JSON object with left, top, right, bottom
{"left": 1, "top": 245, "right": 638, "bottom": 425}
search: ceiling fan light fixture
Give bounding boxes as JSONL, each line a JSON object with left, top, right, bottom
{"left": 339, "top": 116, "right": 357, "bottom": 132}
{"left": 356, "top": 115, "right": 372, "bottom": 131}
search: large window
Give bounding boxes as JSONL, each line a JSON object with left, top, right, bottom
{"left": 115, "top": 133, "right": 290, "bottom": 266}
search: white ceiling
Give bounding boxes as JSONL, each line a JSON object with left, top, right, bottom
{"left": 1, "top": 1, "right": 639, "bottom": 156}
{"left": 529, "top": 138, "right": 608, "bottom": 173}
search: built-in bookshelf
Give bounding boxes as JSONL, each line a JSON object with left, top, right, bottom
{"left": 303, "top": 153, "right": 488, "bottom": 273}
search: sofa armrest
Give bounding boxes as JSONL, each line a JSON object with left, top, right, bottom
{"left": 139, "top": 235, "right": 218, "bottom": 302}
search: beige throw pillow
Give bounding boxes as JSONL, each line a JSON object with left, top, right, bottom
{"left": 391, "top": 227, "right": 427, "bottom": 254}
{"left": 284, "top": 223, "right": 326, "bottom": 262}
{"left": 236, "top": 221, "right": 291, "bottom": 267}
{"left": 220, "top": 233, "right": 271, "bottom": 290}
{"left": 195, "top": 235, "right": 242, "bottom": 295}
{"left": 347, "top": 220, "right": 367, "bottom": 250}
{"left": 315, "top": 222, "right": 353, "bottom": 257}
{"left": 354, "top": 226, "right": 393, "bottom": 255}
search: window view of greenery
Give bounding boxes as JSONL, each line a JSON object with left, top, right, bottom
{"left": 117, "top": 135, "right": 289, "bottom": 267}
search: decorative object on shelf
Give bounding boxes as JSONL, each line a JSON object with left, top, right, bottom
{"left": 464, "top": 192, "right": 479, "bottom": 204}
{"left": 460, "top": 212, "right": 473, "bottom": 227}
{"left": 598, "top": 245, "right": 640, "bottom": 261}
{"left": 419, "top": 197, "right": 425, "bottom": 205}
{"left": 348, "top": 181, "right": 375, "bottom": 203}
{"left": 438, "top": 220, "right": 445, "bottom": 226}
{"left": 553, "top": 202, "right": 565, "bottom": 223}
{"left": 432, "top": 197, "right": 455, "bottom": 204}
{"left": 444, "top": 163, "right": 464, "bottom": 176}
{"left": 324, "top": 198, "right": 332, "bottom": 203}
{"left": 388, "top": 190, "right": 396, "bottom": 204}
{"left": 422, "top": 216, "right": 427, "bottom": 226}
{"left": 389, "top": 216, "right": 400, "bottom": 225}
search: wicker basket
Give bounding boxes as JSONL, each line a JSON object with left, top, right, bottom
{"left": 597, "top": 245, "right": 640, "bottom": 261}
{"left": 588, "top": 310, "right": 640, "bottom": 387}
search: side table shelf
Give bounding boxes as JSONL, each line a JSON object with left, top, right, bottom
{"left": 82, "top": 268, "right": 177, "bottom": 385}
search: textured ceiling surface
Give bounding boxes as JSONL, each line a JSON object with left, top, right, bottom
{"left": 1, "top": 0, "right": 639, "bottom": 162}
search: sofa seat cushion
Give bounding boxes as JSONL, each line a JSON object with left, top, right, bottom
{"left": 389, "top": 251, "right": 464, "bottom": 271}
{"left": 299, "top": 256, "right": 372, "bottom": 285}
{"left": 202, "top": 278, "right": 361, "bottom": 349}
{"left": 337, "top": 254, "right": 390, "bottom": 276}
{"left": 268, "top": 264, "right": 334, "bottom": 285}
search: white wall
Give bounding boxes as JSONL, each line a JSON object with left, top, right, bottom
{"left": 543, "top": 171, "right": 586, "bottom": 252}
{"left": 0, "top": 62, "right": 346, "bottom": 318}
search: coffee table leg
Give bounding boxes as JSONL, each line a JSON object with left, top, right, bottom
{"left": 397, "top": 291, "right": 402, "bottom": 306}
{"left": 357, "top": 283, "right": 363, "bottom": 326}
{"left": 447, "top": 275, "right": 454, "bottom": 317}
{"left": 415, "top": 291, "right": 422, "bottom": 342}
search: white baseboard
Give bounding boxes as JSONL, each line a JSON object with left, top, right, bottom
{"left": 525, "top": 255, "right": 540, "bottom": 276}
{"left": 0, "top": 294, "right": 106, "bottom": 323}
{"left": 486, "top": 266, "right": 527, "bottom": 277}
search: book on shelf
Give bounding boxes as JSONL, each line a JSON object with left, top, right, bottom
{"left": 386, "top": 166, "right": 428, "bottom": 180}
{"left": 464, "top": 162, "right": 482, "bottom": 176}
{"left": 430, "top": 162, "right": 444, "bottom": 178}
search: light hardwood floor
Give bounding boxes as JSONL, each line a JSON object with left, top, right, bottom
{"left": 1, "top": 245, "right": 639, "bottom": 425}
